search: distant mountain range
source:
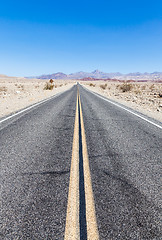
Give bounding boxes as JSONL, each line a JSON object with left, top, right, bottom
{"left": 29, "top": 70, "right": 162, "bottom": 81}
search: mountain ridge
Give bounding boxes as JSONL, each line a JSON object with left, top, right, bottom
{"left": 31, "top": 70, "right": 162, "bottom": 81}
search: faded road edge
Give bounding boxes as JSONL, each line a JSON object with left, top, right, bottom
{"left": 79, "top": 94, "right": 99, "bottom": 240}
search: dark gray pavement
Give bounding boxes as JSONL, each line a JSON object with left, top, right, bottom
{"left": 1, "top": 86, "right": 77, "bottom": 239}
{"left": 1, "top": 84, "right": 161, "bottom": 239}
{"left": 79, "top": 85, "right": 162, "bottom": 240}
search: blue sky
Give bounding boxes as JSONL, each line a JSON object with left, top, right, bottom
{"left": 0, "top": 0, "right": 162, "bottom": 76}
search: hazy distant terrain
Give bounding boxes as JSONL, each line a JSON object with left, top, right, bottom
{"left": 30, "top": 70, "right": 162, "bottom": 81}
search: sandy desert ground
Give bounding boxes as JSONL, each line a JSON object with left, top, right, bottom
{"left": 0, "top": 77, "right": 162, "bottom": 122}
{"left": 82, "top": 81, "right": 162, "bottom": 122}
{"left": 0, "top": 76, "right": 74, "bottom": 118}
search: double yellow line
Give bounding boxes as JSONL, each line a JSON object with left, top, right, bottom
{"left": 64, "top": 90, "right": 99, "bottom": 240}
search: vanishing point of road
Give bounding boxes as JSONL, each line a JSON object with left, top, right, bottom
{"left": 1, "top": 84, "right": 161, "bottom": 239}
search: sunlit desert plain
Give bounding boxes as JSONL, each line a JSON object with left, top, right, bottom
{"left": 82, "top": 80, "right": 162, "bottom": 122}
{"left": 0, "top": 75, "right": 74, "bottom": 118}
{"left": 0, "top": 75, "right": 162, "bottom": 122}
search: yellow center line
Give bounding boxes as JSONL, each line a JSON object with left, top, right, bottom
{"left": 65, "top": 89, "right": 99, "bottom": 240}
{"left": 64, "top": 92, "right": 80, "bottom": 240}
{"left": 78, "top": 94, "right": 99, "bottom": 240}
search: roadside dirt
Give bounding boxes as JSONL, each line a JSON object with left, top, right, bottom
{"left": 83, "top": 81, "right": 162, "bottom": 122}
{"left": 1, "top": 77, "right": 161, "bottom": 122}
{"left": 0, "top": 77, "right": 74, "bottom": 118}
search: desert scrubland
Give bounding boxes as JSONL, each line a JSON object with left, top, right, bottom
{"left": 83, "top": 81, "right": 162, "bottom": 122}
{"left": 0, "top": 76, "right": 162, "bottom": 122}
{"left": 0, "top": 76, "right": 74, "bottom": 118}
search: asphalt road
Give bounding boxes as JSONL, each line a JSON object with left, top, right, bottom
{"left": 1, "top": 86, "right": 77, "bottom": 239}
{"left": 1, "top": 84, "right": 162, "bottom": 239}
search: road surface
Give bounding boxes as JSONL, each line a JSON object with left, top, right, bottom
{"left": 1, "top": 84, "right": 161, "bottom": 239}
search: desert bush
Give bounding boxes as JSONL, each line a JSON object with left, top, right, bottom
{"left": 89, "top": 83, "right": 96, "bottom": 87}
{"left": 0, "top": 86, "right": 7, "bottom": 92}
{"left": 49, "top": 79, "right": 54, "bottom": 84}
{"left": 44, "top": 82, "right": 54, "bottom": 90}
{"left": 0, "top": 86, "right": 7, "bottom": 95}
{"left": 149, "top": 84, "right": 155, "bottom": 90}
{"left": 100, "top": 84, "right": 107, "bottom": 90}
{"left": 141, "top": 85, "right": 146, "bottom": 90}
{"left": 134, "top": 89, "right": 141, "bottom": 95}
{"left": 17, "top": 84, "right": 24, "bottom": 90}
{"left": 120, "top": 83, "right": 133, "bottom": 92}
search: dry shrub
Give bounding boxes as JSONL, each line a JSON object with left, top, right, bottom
{"left": 149, "top": 84, "right": 155, "bottom": 90}
{"left": 89, "top": 83, "right": 96, "bottom": 87}
{"left": 141, "top": 85, "right": 146, "bottom": 90}
{"left": 0, "top": 86, "right": 7, "bottom": 95}
{"left": 120, "top": 83, "right": 133, "bottom": 92}
{"left": 134, "top": 89, "right": 141, "bottom": 95}
{"left": 17, "top": 84, "right": 24, "bottom": 90}
{"left": 49, "top": 79, "right": 54, "bottom": 84}
{"left": 100, "top": 83, "right": 107, "bottom": 90}
{"left": 134, "top": 84, "right": 142, "bottom": 94}
{"left": 44, "top": 82, "right": 54, "bottom": 90}
{"left": 0, "top": 86, "right": 7, "bottom": 92}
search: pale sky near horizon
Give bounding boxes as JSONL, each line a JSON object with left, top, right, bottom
{"left": 0, "top": 0, "right": 162, "bottom": 76}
